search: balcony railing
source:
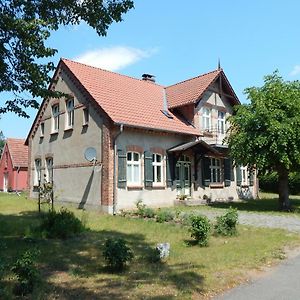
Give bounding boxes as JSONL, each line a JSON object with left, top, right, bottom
{"left": 201, "top": 125, "right": 227, "bottom": 145}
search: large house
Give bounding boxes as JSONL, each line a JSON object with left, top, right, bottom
{"left": 26, "top": 59, "right": 258, "bottom": 213}
{"left": 0, "top": 138, "right": 28, "bottom": 192}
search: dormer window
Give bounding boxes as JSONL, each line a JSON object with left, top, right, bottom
{"left": 65, "top": 98, "right": 74, "bottom": 129}
{"left": 202, "top": 107, "right": 211, "bottom": 131}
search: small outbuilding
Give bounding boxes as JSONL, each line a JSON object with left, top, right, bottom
{"left": 0, "top": 138, "right": 28, "bottom": 192}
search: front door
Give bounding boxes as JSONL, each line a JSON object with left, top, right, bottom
{"left": 175, "top": 155, "right": 191, "bottom": 197}
{"left": 3, "top": 173, "right": 8, "bottom": 192}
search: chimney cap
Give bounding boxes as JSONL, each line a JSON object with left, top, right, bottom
{"left": 142, "top": 73, "right": 156, "bottom": 82}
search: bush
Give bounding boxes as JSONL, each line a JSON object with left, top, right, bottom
{"left": 11, "top": 249, "right": 40, "bottom": 296}
{"left": 155, "top": 209, "right": 175, "bottom": 223}
{"left": 39, "top": 208, "right": 85, "bottom": 239}
{"left": 214, "top": 207, "right": 238, "bottom": 236}
{"left": 136, "top": 200, "right": 155, "bottom": 218}
{"left": 259, "top": 171, "right": 300, "bottom": 195}
{"left": 189, "top": 215, "right": 211, "bottom": 246}
{"left": 103, "top": 238, "right": 134, "bottom": 271}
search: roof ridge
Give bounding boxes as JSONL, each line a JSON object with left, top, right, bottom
{"left": 166, "top": 68, "right": 221, "bottom": 89}
{"left": 61, "top": 58, "right": 166, "bottom": 88}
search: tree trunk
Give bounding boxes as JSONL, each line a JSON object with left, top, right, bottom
{"left": 278, "top": 168, "right": 291, "bottom": 211}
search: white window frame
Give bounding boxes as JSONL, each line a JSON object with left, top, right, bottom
{"left": 45, "top": 157, "right": 53, "bottom": 183}
{"left": 51, "top": 104, "right": 59, "bottom": 133}
{"left": 152, "top": 153, "right": 163, "bottom": 185}
{"left": 202, "top": 107, "right": 211, "bottom": 131}
{"left": 65, "top": 98, "right": 74, "bottom": 129}
{"left": 241, "top": 166, "right": 248, "bottom": 186}
{"left": 40, "top": 122, "right": 45, "bottom": 137}
{"left": 210, "top": 158, "right": 222, "bottom": 183}
{"left": 34, "top": 159, "right": 41, "bottom": 186}
{"left": 126, "top": 152, "right": 141, "bottom": 185}
{"left": 83, "top": 107, "right": 89, "bottom": 126}
{"left": 217, "top": 111, "right": 226, "bottom": 134}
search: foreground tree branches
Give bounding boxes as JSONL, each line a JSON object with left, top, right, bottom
{"left": 0, "top": 0, "right": 134, "bottom": 117}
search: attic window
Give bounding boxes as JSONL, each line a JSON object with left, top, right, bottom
{"left": 161, "top": 110, "right": 173, "bottom": 119}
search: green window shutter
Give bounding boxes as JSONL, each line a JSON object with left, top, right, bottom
{"left": 202, "top": 157, "right": 211, "bottom": 187}
{"left": 144, "top": 151, "right": 153, "bottom": 188}
{"left": 249, "top": 170, "right": 254, "bottom": 186}
{"left": 236, "top": 165, "right": 242, "bottom": 186}
{"left": 166, "top": 154, "right": 174, "bottom": 187}
{"left": 117, "top": 149, "right": 127, "bottom": 188}
{"left": 224, "top": 158, "right": 231, "bottom": 187}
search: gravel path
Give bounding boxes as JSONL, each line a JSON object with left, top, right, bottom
{"left": 194, "top": 209, "right": 300, "bottom": 233}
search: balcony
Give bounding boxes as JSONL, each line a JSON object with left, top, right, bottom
{"left": 201, "top": 125, "right": 227, "bottom": 145}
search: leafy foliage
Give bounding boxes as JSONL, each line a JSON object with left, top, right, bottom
{"left": 155, "top": 209, "right": 175, "bottom": 223}
{"left": 38, "top": 208, "right": 85, "bottom": 239}
{"left": 226, "top": 71, "right": 300, "bottom": 209}
{"left": 11, "top": 249, "right": 40, "bottom": 296}
{"left": 0, "top": 0, "right": 134, "bottom": 117}
{"left": 214, "top": 208, "right": 238, "bottom": 236}
{"left": 136, "top": 200, "right": 155, "bottom": 218}
{"left": 189, "top": 215, "right": 211, "bottom": 246}
{"left": 0, "top": 131, "right": 5, "bottom": 155}
{"left": 103, "top": 238, "right": 134, "bottom": 271}
{"left": 259, "top": 171, "right": 300, "bottom": 195}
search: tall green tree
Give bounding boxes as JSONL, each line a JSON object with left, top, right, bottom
{"left": 0, "top": 0, "right": 134, "bottom": 117}
{"left": 0, "top": 131, "right": 5, "bottom": 154}
{"left": 226, "top": 71, "right": 300, "bottom": 210}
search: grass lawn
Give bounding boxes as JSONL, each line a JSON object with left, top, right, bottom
{"left": 172, "top": 192, "right": 300, "bottom": 217}
{"left": 1, "top": 193, "right": 300, "bottom": 299}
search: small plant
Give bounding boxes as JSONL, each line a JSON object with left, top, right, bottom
{"left": 189, "top": 215, "right": 211, "bottom": 246}
{"left": 214, "top": 207, "right": 238, "bottom": 236}
{"left": 103, "top": 238, "right": 134, "bottom": 271}
{"left": 11, "top": 249, "right": 41, "bottom": 296}
{"left": 136, "top": 200, "right": 155, "bottom": 218}
{"left": 39, "top": 208, "right": 85, "bottom": 239}
{"left": 156, "top": 209, "right": 175, "bottom": 223}
{"left": 178, "top": 194, "right": 187, "bottom": 201}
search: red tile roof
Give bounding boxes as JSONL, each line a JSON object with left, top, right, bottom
{"left": 6, "top": 138, "right": 28, "bottom": 168}
{"left": 166, "top": 70, "right": 221, "bottom": 108}
{"left": 62, "top": 59, "right": 200, "bottom": 136}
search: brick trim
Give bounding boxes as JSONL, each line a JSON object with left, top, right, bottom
{"left": 150, "top": 147, "right": 166, "bottom": 155}
{"left": 126, "top": 145, "right": 144, "bottom": 153}
{"left": 53, "top": 162, "right": 102, "bottom": 169}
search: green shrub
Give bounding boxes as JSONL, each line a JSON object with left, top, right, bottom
{"left": 214, "top": 207, "right": 238, "bottom": 236}
{"left": 103, "top": 238, "right": 134, "bottom": 271}
{"left": 259, "top": 171, "right": 300, "bottom": 195}
{"left": 155, "top": 209, "right": 175, "bottom": 223}
{"left": 11, "top": 249, "right": 40, "bottom": 296}
{"left": 189, "top": 215, "right": 211, "bottom": 246}
{"left": 39, "top": 208, "right": 85, "bottom": 239}
{"left": 135, "top": 200, "right": 155, "bottom": 218}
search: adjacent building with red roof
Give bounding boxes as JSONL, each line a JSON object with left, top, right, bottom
{"left": 0, "top": 138, "right": 28, "bottom": 192}
{"left": 26, "top": 59, "right": 258, "bottom": 212}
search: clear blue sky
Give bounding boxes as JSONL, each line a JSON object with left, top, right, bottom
{"left": 1, "top": 0, "right": 300, "bottom": 139}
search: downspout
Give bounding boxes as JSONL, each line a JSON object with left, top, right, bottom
{"left": 16, "top": 166, "right": 20, "bottom": 195}
{"left": 113, "top": 124, "right": 124, "bottom": 215}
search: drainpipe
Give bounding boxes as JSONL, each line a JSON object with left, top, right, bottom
{"left": 16, "top": 166, "right": 20, "bottom": 195}
{"left": 113, "top": 124, "right": 124, "bottom": 215}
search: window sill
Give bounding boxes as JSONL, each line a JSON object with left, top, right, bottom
{"left": 64, "top": 127, "right": 73, "bottom": 132}
{"left": 209, "top": 183, "right": 224, "bottom": 189}
{"left": 152, "top": 185, "right": 165, "bottom": 189}
{"left": 50, "top": 131, "right": 58, "bottom": 135}
{"left": 127, "top": 185, "right": 143, "bottom": 190}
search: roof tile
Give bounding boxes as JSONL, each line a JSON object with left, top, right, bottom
{"left": 6, "top": 138, "right": 28, "bottom": 168}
